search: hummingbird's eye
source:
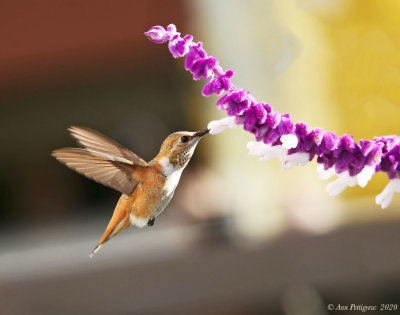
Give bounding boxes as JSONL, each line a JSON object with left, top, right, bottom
{"left": 179, "top": 136, "right": 189, "bottom": 143}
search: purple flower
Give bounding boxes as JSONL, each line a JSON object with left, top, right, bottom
{"left": 266, "top": 111, "right": 281, "bottom": 129}
{"left": 381, "top": 155, "right": 398, "bottom": 179}
{"left": 263, "top": 128, "right": 281, "bottom": 144}
{"left": 351, "top": 147, "right": 368, "bottom": 175}
{"left": 254, "top": 125, "right": 270, "bottom": 142}
{"left": 202, "top": 69, "right": 235, "bottom": 96}
{"left": 379, "top": 142, "right": 400, "bottom": 179}
{"left": 216, "top": 89, "right": 254, "bottom": 116}
{"left": 168, "top": 34, "right": 193, "bottom": 58}
{"left": 367, "top": 142, "right": 383, "bottom": 166}
{"left": 144, "top": 25, "right": 169, "bottom": 44}
{"left": 185, "top": 42, "right": 207, "bottom": 70}
{"left": 328, "top": 135, "right": 355, "bottom": 174}
{"left": 292, "top": 122, "right": 314, "bottom": 154}
{"left": 277, "top": 114, "right": 295, "bottom": 135}
{"left": 312, "top": 128, "right": 324, "bottom": 146}
{"left": 190, "top": 56, "right": 218, "bottom": 80}
{"left": 335, "top": 150, "right": 355, "bottom": 174}
{"left": 253, "top": 113, "right": 295, "bottom": 147}
{"left": 262, "top": 103, "right": 272, "bottom": 114}
{"left": 334, "top": 134, "right": 356, "bottom": 157}
{"left": 360, "top": 140, "right": 373, "bottom": 157}
{"left": 316, "top": 152, "right": 336, "bottom": 170}
{"left": 315, "top": 131, "right": 338, "bottom": 156}
{"left": 236, "top": 103, "right": 268, "bottom": 131}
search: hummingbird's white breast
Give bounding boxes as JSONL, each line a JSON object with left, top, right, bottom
{"left": 159, "top": 157, "right": 183, "bottom": 196}
{"left": 129, "top": 157, "right": 185, "bottom": 228}
{"left": 149, "top": 157, "right": 184, "bottom": 217}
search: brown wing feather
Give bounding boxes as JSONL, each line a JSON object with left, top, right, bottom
{"left": 52, "top": 148, "right": 140, "bottom": 195}
{"left": 68, "top": 126, "right": 146, "bottom": 165}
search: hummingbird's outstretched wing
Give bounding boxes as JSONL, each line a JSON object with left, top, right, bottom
{"left": 52, "top": 148, "right": 142, "bottom": 196}
{"left": 52, "top": 126, "right": 147, "bottom": 195}
{"left": 68, "top": 126, "right": 147, "bottom": 166}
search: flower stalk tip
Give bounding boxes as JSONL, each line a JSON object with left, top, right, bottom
{"left": 144, "top": 25, "right": 169, "bottom": 44}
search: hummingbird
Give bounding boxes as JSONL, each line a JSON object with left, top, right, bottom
{"left": 52, "top": 126, "right": 209, "bottom": 257}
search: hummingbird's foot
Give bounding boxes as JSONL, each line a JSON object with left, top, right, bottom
{"left": 147, "top": 217, "right": 155, "bottom": 227}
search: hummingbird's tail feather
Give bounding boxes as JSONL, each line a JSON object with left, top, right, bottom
{"left": 89, "top": 194, "right": 132, "bottom": 258}
{"left": 90, "top": 244, "right": 102, "bottom": 258}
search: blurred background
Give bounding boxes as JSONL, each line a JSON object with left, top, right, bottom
{"left": 1, "top": 0, "right": 400, "bottom": 314}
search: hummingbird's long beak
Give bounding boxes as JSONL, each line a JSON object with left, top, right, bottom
{"left": 193, "top": 129, "right": 210, "bottom": 138}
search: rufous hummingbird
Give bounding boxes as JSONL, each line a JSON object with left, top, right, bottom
{"left": 52, "top": 126, "right": 209, "bottom": 257}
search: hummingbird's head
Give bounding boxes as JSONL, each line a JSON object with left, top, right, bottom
{"left": 158, "top": 129, "right": 209, "bottom": 169}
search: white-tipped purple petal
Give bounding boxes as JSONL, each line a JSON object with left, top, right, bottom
{"left": 208, "top": 116, "right": 237, "bottom": 135}
{"left": 376, "top": 179, "right": 400, "bottom": 209}
{"left": 247, "top": 141, "right": 269, "bottom": 156}
{"left": 280, "top": 152, "right": 309, "bottom": 169}
{"left": 280, "top": 134, "right": 298, "bottom": 149}
{"left": 259, "top": 145, "right": 287, "bottom": 162}
{"left": 326, "top": 172, "right": 357, "bottom": 196}
{"left": 356, "top": 165, "right": 374, "bottom": 188}
{"left": 247, "top": 142, "right": 287, "bottom": 162}
{"left": 317, "top": 165, "right": 336, "bottom": 180}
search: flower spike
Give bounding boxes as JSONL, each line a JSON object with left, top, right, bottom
{"left": 145, "top": 24, "right": 400, "bottom": 208}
